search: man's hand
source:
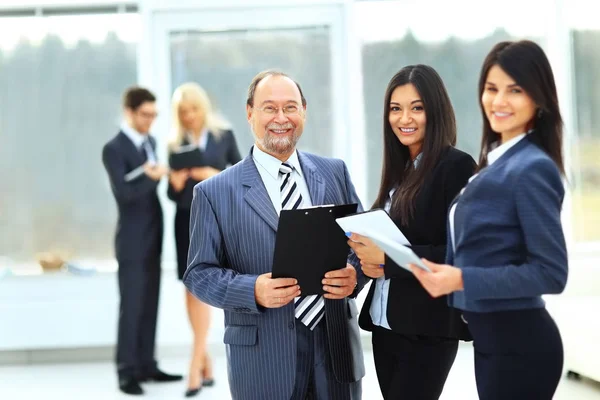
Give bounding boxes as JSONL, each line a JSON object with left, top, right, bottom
{"left": 322, "top": 264, "right": 357, "bottom": 299}
{"left": 361, "top": 262, "right": 385, "bottom": 279}
{"left": 143, "top": 163, "right": 168, "bottom": 181}
{"left": 169, "top": 169, "right": 189, "bottom": 191}
{"left": 190, "top": 166, "right": 221, "bottom": 181}
{"left": 254, "top": 273, "right": 300, "bottom": 308}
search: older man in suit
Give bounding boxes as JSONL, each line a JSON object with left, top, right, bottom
{"left": 184, "top": 71, "right": 365, "bottom": 399}
{"left": 102, "top": 87, "right": 182, "bottom": 395}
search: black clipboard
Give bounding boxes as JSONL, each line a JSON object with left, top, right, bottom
{"left": 169, "top": 146, "right": 205, "bottom": 170}
{"left": 271, "top": 203, "right": 358, "bottom": 295}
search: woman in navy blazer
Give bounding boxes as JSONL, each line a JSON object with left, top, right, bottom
{"left": 167, "top": 82, "right": 241, "bottom": 397}
{"left": 348, "top": 65, "right": 476, "bottom": 399}
{"left": 411, "top": 41, "right": 568, "bottom": 400}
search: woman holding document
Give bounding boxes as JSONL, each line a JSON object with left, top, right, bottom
{"left": 348, "top": 65, "right": 476, "bottom": 399}
{"left": 167, "top": 82, "right": 241, "bottom": 397}
{"left": 410, "top": 41, "right": 568, "bottom": 399}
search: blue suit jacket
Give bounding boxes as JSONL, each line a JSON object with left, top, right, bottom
{"left": 448, "top": 136, "right": 568, "bottom": 312}
{"left": 183, "top": 150, "right": 366, "bottom": 400}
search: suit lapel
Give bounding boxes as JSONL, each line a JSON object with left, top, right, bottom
{"left": 204, "top": 131, "right": 215, "bottom": 153}
{"left": 242, "top": 154, "right": 279, "bottom": 232}
{"left": 298, "top": 152, "right": 325, "bottom": 206}
{"left": 118, "top": 131, "right": 146, "bottom": 164}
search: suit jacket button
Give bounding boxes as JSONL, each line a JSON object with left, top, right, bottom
{"left": 288, "top": 321, "right": 295, "bottom": 329}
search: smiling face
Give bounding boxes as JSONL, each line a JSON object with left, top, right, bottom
{"left": 388, "top": 83, "right": 426, "bottom": 160}
{"left": 246, "top": 75, "right": 306, "bottom": 161}
{"left": 481, "top": 64, "right": 537, "bottom": 143}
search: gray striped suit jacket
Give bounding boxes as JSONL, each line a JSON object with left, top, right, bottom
{"left": 184, "top": 149, "right": 366, "bottom": 400}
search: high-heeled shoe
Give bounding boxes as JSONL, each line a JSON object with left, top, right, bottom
{"left": 186, "top": 376, "right": 213, "bottom": 397}
{"left": 201, "top": 362, "right": 215, "bottom": 387}
{"left": 184, "top": 387, "right": 201, "bottom": 397}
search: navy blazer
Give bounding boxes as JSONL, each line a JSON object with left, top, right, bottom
{"left": 167, "top": 130, "right": 241, "bottom": 209}
{"left": 102, "top": 131, "right": 163, "bottom": 261}
{"left": 448, "top": 135, "right": 568, "bottom": 313}
{"left": 183, "top": 150, "right": 366, "bottom": 400}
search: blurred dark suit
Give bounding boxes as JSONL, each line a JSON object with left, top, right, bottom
{"left": 102, "top": 130, "right": 163, "bottom": 380}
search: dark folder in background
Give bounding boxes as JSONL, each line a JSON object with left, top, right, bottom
{"left": 169, "top": 145, "right": 204, "bottom": 170}
{"left": 272, "top": 203, "right": 358, "bottom": 295}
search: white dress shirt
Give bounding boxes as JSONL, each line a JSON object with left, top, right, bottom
{"left": 370, "top": 153, "right": 423, "bottom": 330}
{"left": 121, "top": 121, "right": 147, "bottom": 149}
{"left": 186, "top": 128, "right": 210, "bottom": 151}
{"left": 120, "top": 122, "right": 156, "bottom": 164}
{"left": 252, "top": 145, "right": 313, "bottom": 214}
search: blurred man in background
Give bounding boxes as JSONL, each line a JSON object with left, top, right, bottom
{"left": 102, "top": 86, "right": 182, "bottom": 395}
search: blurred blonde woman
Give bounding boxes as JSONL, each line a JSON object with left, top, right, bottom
{"left": 167, "top": 82, "right": 242, "bottom": 397}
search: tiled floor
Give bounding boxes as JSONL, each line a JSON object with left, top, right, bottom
{"left": 1, "top": 343, "right": 599, "bottom": 399}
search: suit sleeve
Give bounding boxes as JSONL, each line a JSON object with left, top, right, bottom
{"left": 384, "top": 152, "right": 476, "bottom": 279}
{"left": 460, "top": 158, "right": 568, "bottom": 300}
{"left": 340, "top": 161, "right": 368, "bottom": 296}
{"left": 102, "top": 143, "right": 158, "bottom": 205}
{"left": 226, "top": 130, "right": 242, "bottom": 166}
{"left": 183, "top": 184, "right": 261, "bottom": 314}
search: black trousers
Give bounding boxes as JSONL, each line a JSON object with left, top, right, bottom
{"left": 463, "top": 308, "right": 563, "bottom": 400}
{"left": 371, "top": 326, "right": 458, "bottom": 400}
{"left": 116, "top": 257, "right": 161, "bottom": 379}
{"left": 174, "top": 207, "right": 191, "bottom": 280}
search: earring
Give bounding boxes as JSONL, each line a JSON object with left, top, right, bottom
{"left": 537, "top": 109, "right": 543, "bottom": 118}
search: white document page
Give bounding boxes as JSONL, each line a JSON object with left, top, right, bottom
{"left": 124, "top": 165, "right": 145, "bottom": 182}
{"left": 335, "top": 209, "right": 410, "bottom": 245}
{"left": 368, "top": 232, "right": 431, "bottom": 272}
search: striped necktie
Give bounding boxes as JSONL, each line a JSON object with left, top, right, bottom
{"left": 279, "top": 162, "right": 325, "bottom": 330}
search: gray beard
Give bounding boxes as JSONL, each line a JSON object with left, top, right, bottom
{"left": 254, "top": 131, "right": 299, "bottom": 156}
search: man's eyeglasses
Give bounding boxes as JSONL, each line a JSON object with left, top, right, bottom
{"left": 255, "top": 104, "right": 302, "bottom": 115}
{"left": 137, "top": 111, "right": 158, "bottom": 119}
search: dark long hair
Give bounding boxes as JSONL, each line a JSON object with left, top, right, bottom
{"left": 477, "top": 40, "right": 564, "bottom": 174}
{"left": 373, "top": 65, "right": 457, "bottom": 226}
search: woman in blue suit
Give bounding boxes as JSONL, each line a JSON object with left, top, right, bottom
{"left": 411, "top": 40, "right": 568, "bottom": 400}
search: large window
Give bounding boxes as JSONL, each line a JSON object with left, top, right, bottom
{"left": 169, "top": 27, "right": 332, "bottom": 157}
{"left": 356, "top": 1, "right": 546, "bottom": 206}
{"left": 0, "top": 12, "right": 139, "bottom": 266}
{"left": 571, "top": 27, "right": 600, "bottom": 243}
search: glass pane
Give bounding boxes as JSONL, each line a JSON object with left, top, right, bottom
{"left": 356, "top": 1, "right": 546, "bottom": 207}
{"left": 0, "top": 13, "right": 140, "bottom": 268}
{"left": 169, "top": 27, "right": 332, "bottom": 157}
{"left": 571, "top": 28, "right": 600, "bottom": 242}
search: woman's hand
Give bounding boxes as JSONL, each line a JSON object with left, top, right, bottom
{"left": 409, "top": 259, "right": 464, "bottom": 298}
{"left": 169, "top": 169, "right": 189, "bottom": 191}
{"left": 347, "top": 233, "right": 386, "bottom": 266}
{"left": 190, "top": 167, "right": 221, "bottom": 181}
